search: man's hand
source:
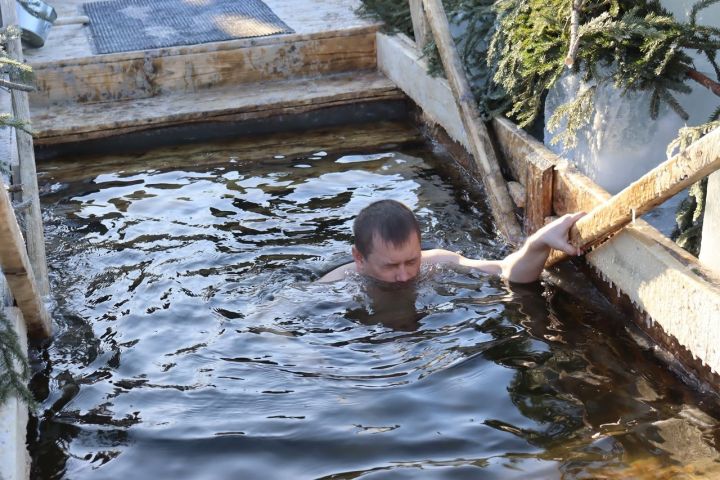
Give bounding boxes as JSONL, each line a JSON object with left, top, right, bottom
{"left": 532, "top": 212, "right": 586, "bottom": 256}
{"left": 500, "top": 211, "right": 585, "bottom": 283}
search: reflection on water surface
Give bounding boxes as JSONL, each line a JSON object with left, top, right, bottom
{"left": 30, "top": 125, "right": 720, "bottom": 479}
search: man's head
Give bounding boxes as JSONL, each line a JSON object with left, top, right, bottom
{"left": 351, "top": 200, "right": 422, "bottom": 283}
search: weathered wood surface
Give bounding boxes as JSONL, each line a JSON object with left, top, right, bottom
{"left": 40, "top": 121, "right": 423, "bottom": 183}
{"left": 492, "top": 118, "right": 560, "bottom": 234}
{"left": 377, "top": 33, "right": 467, "bottom": 146}
{"left": 409, "top": 0, "right": 430, "bottom": 50}
{"left": 546, "top": 126, "right": 720, "bottom": 266}
{"left": 32, "top": 72, "right": 402, "bottom": 144}
{"left": 507, "top": 181, "right": 525, "bottom": 208}
{"left": 30, "top": 27, "right": 379, "bottom": 107}
{"left": 0, "top": 181, "right": 52, "bottom": 338}
{"left": 0, "top": 307, "right": 30, "bottom": 480}
{"left": 422, "top": 0, "right": 522, "bottom": 243}
{"left": 24, "top": 0, "right": 374, "bottom": 64}
{"left": 700, "top": 171, "right": 720, "bottom": 274}
{"left": 0, "top": 0, "right": 50, "bottom": 296}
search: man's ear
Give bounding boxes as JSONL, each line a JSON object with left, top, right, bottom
{"left": 352, "top": 245, "right": 364, "bottom": 266}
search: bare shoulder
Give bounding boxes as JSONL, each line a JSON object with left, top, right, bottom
{"left": 317, "top": 262, "right": 356, "bottom": 283}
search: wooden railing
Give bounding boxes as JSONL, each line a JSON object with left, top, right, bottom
{"left": 409, "top": 0, "right": 523, "bottom": 244}
{"left": 0, "top": 0, "right": 52, "bottom": 339}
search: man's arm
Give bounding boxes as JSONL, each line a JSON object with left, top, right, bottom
{"left": 498, "top": 212, "right": 584, "bottom": 283}
{"left": 423, "top": 212, "right": 584, "bottom": 283}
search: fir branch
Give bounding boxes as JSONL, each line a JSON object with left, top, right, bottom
{"left": 0, "top": 309, "right": 35, "bottom": 408}
{"left": 690, "top": 0, "right": 720, "bottom": 26}
{"left": 710, "top": 104, "right": 720, "bottom": 121}
{"left": 547, "top": 84, "right": 595, "bottom": 149}
{"left": 666, "top": 119, "right": 720, "bottom": 158}
{"left": 356, "top": 0, "right": 413, "bottom": 37}
{"left": 686, "top": 68, "right": 720, "bottom": 97}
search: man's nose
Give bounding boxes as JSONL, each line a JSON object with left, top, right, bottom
{"left": 396, "top": 265, "right": 411, "bottom": 282}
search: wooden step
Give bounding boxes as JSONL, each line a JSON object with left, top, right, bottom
{"left": 30, "top": 72, "right": 405, "bottom": 146}
{"left": 28, "top": 25, "right": 380, "bottom": 108}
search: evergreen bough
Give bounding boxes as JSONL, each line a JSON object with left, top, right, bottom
{"left": 0, "top": 309, "right": 34, "bottom": 408}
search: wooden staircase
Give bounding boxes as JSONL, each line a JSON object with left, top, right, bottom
{"left": 26, "top": 23, "right": 404, "bottom": 150}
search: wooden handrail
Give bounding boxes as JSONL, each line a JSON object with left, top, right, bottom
{"left": 0, "top": 183, "right": 51, "bottom": 338}
{"left": 0, "top": 0, "right": 50, "bottom": 296}
{"left": 420, "top": 0, "right": 523, "bottom": 244}
{"left": 546, "top": 126, "right": 720, "bottom": 267}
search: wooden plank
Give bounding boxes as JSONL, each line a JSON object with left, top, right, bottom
{"left": 699, "top": 171, "right": 720, "bottom": 274}
{"left": 377, "top": 32, "right": 468, "bottom": 147}
{"left": 422, "top": 0, "right": 522, "bottom": 243}
{"left": 0, "top": 307, "right": 30, "bottom": 480}
{"left": 1, "top": 0, "right": 50, "bottom": 296}
{"left": 507, "top": 181, "right": 525, "bottom": 208}
{"left": 409, "top": 0, "right": 430, "bottom": 50}
{"left": 546, "top": 126, "right": 720, "bottom": 266}
{"left": 0, "top": 182, "right": 51, "bottom": 338}
{"left": 492, "top": 117, "right": 588, "bottom": 235}
{"left": 29, "top": 27, "right": 379, "bottom": 107}
{"left": 32, "top": 72, "right": 402, "bottom": 144}
{"left": 524, "top": 160, "right": 554, "bottom": 235}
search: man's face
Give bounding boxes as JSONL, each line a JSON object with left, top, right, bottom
{"left": 353, "top": 233, "right": 422, "bottom": 284}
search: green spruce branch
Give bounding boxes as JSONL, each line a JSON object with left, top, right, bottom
{"left": 0, "top": 309, "right": 35, "bottom": 408}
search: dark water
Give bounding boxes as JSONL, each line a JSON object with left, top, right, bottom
{"left": 29, "top": 127, "right": 720, "bottom": 479}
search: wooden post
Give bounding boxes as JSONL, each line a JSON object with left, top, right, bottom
{"left": 546, "top": 126, "right": 720, "bottom": 267}
{"left": 490, "top": 118, "right": 557, "bottom": 235}
{"left": 0, "top": 182, "right": 51, "bottom": 338}
{"left": 699, "top": 171, "right": 720, "bottom": 273}
{"left": 524, "top": 157, "right": 554, "bottom": 235}
{"left": 0, "top": 0, "right": 50, "bottom": 296}
{"left": 409, "top": 0, "right": 430, "bottom": 50}
{"left": 422, "top": 0, "right": 523, "bottom": 244}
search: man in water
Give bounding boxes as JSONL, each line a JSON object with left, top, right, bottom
{"left": 319, "top": 199, "right": 584, "bottom": 284}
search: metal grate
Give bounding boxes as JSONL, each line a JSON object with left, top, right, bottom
{"left": 83, "top": 0, "right": 294, "bottom": 54}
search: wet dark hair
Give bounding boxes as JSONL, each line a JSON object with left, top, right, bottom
{"left": 353, "top": 200, "right": 421, "bottom": 258}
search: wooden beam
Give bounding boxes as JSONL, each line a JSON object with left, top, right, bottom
{"left": 491, "top": 117, "right": 558, "bottom": 235}
{"left": 422, "top": 0, "right": 522, "bottom": 244}
{"left": 32, "top": 72, "right": 402, "bottom": 144}
{"left": 409, "top": 0, "right": 431, "bottom": 50}
{"left": 547, "top": 126, "right": 720, "bottom": 266}
{"left": 1, "top": 0, "right": 50, "bottom": 296}
{"left": 29, "top": 27, "right": 379, "bottom": 108}
{"left": 507, "top": 181, "right": 525, "bottom": 208}
{"left": 0, "top": 183, "right": 51, "bottom": 338}
{"left": 376, "top": 33, "right": 467, "bottom": 147}
{"left": 699, "top": 171, "right": 720, "bottom": 274}
{"left": 524, "top": 160, "right": 554, "bottom": 235}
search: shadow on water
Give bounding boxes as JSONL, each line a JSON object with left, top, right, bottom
{"left": 27, "top": 125, "right": 720, "bottom": 479}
